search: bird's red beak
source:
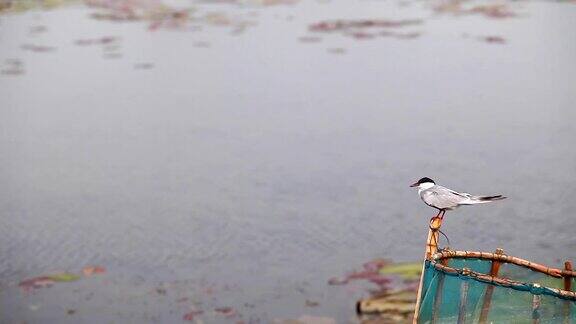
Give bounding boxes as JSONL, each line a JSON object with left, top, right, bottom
{"left": 410, "top": 182, "right": 418, "bottom": 188}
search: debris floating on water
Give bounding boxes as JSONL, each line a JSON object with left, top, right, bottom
{"left": 330, "top": 259, "right": 420, "bottom": 322}
{"left": 82, "top": 266, "right": 106, "bottom": 276}
{"left": 21, "top": 43, "right": 56, "bottom": 52}
{"left": 19, "top": 267, "right": 105, "bottom": 292}
{"left": 305, "top": 299, "right": 320, "bottom": 307}
{"left": 433, "top": 1, "right": 517, "bottom": 19}
{"left": 182, "top": 310, "right": 203, "bottom": 321}
{"left": 307, "top": 18, "right": 423, "bottom": 44}
{"left": 214, "top": 306, "right": 236, "bottom": 317}
{"left": 1, "top": 59, "right": 25, "bottom": 75}
{"left": 309, "top": 19, "right": 423, "bottom": 33}
{"left": 481, "top": 35, "right": 507, "bottom": 44}
{"left": 380, "top": 31, "right": 421, "bottom": 39}
{"left": 74, "top": 36, "right": 120, "bottom": 46}
{"left": 19, "top": 276, "right": 56, "bottom": 292}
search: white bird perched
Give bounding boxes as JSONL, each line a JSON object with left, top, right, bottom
{"left": 410, "top": 177, "right": 506, "bottom": 220}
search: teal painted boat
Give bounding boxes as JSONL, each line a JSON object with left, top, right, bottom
{"left": 413, "top": 218, "right": 576, "bottom": 324}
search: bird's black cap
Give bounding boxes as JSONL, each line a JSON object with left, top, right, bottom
{"left": 417, "top": 177, "right": 435, "bottom": 184}
{"left": 410, "top": 177, "right": 435, "bottom": 187}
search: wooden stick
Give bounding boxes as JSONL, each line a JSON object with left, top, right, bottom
{"left": 425, "top": 217, "right": 442, "bottom": 260}
{"left": 431, "top": 258, "right": 449, "bottom": 324}
{"left": 532, "top": 294, "right": 541, "bottom": 324}
{"left": 457, "top": 270, "right": 470, "bottom": 324}
{"left": 413, "top": 216, "right": 443, "bottom": 324}
{"left": 479, "top": 248, "right": 504, "bottom": 324}
{"left": 433, "top": 250, "right": 576, "bottom": 278}
{"left": 564, "top": 261, "right": 573, "bottom": 291}
{"left": 564, "top": 261, "right": 573, "bottom": 324}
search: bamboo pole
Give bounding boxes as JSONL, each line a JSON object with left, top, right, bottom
{"left": 563, "top": 261, "right": 573, "bottom": 324}
{"left": 457, "top": 269, "right": 471, "bottom": 324}
{"left": 413, "top": 216, "right": 443, "bottom": 324}
{"left": 478, "top": 248, "right": 504, "bottom": 324}
{"left": 532, "top": 293, "right": 541, "bottom": 324}
{"left": 432, "top": 250, "right": 576, "bottom": 279}
{"left": 431, "top": 258, "right": 449, "bottom": 324}
{"left": 564, "top": 261, "right": 573, "bottom": 291}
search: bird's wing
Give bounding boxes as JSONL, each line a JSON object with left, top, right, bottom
{"left": 421, "top": 185, "right": 471, "bottom": 209}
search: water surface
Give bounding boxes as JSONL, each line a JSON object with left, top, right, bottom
{"left": 1, "top": 0, "right": 576, "bottom": 322}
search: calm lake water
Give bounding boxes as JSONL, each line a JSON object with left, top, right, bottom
{"left": 1, "top": 0, "right": 576, "bottom": 322}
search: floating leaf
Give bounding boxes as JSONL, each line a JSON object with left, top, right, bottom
{"left": 82, "top": 266, "right": 106, "bottom": 277}
{"left": 46, "top": 272, "right": 81, "bottom": 282}
{"left": 183, "top": 310, "right": 203, "bottom": 321}
{"left": 18, "top": 272, "right": 80, "bottom": 292}
{"left": 363, "top": 259, "right": 389, "bottom": 272}
{"left": 215, "top": 306, "right": 236, "bottom": 317}
{"left": 309, "top": 19, "right": 423, "bottom": 33}
{"left": 433, "top": 2, "right": 517, "bottom": 19}
{"left": 20, "top": 44, "right": 56, "bottom": 53}
{"left": 379, "top": 262, "right": 422, "bottom": 280}
{"left": 19, "top": 276, "right": 55, "bottom": 292}
{"left": 469, "top": 4, "right": 516, "bottom": 19}
{"left": 357, "top": 290, "right": 416, "bottom": 318}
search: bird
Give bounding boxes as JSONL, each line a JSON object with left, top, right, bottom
{"left": 410, "top": 177, "right": 506, "bottom": 220}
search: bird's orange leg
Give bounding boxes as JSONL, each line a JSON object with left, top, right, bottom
{"left": 430, "top": 210, "right": 443, "bottom": 223}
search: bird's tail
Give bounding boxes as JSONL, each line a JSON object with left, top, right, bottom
{"left": 478, "top": 195, "right": 507, "bottom": 201}
{"left": 460, "top": 194, "right": 506, "bottom": 205}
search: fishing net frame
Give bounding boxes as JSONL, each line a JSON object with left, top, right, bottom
{"left": 429, "top": 249, "right": 576, "bottom": 301}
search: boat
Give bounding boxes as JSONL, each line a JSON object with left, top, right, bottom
{"left": 357, "top": 217, "right": 576, "bottom": 323}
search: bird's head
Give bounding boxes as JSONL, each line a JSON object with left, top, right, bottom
{"left": 410, "top": 177, "right": 435, "bottom": 189}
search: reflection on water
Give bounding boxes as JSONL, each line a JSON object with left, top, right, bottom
{"left": 1, "top": 0, "right": 576, "bottom": 322}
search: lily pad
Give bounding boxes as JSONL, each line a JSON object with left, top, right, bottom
{"left": 379, "top": 262, "right": 421, "bottom": 280}
{"left": 46, "top": 273, "right": 81, "bottom": 282}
